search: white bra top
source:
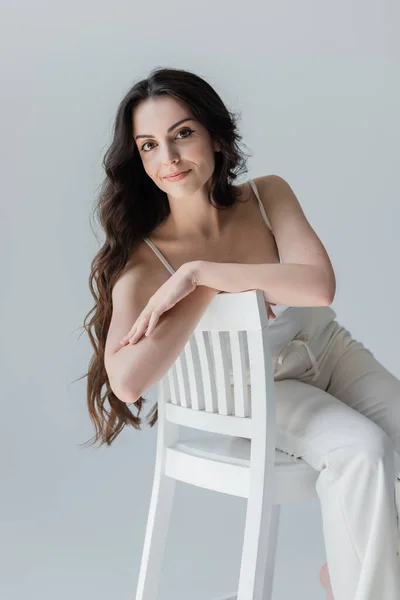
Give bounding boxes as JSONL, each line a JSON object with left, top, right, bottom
{"left": 143, "top": 178, "right": 288, "bottom": 319}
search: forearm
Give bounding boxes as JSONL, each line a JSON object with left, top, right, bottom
{"left": 195, "top": 261, "right": 335, "bottom": 307}
{"left": 110, "top": 285, "right": 219, "bottom": 403}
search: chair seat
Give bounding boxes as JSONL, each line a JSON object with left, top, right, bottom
{"left": 135, "top": 292, "right": 319, "bottom": 600}
{"left": 167, "top": 433, "right": 319, "bottom": 504}
{"left": 174, "top": 432, "right": 306, "bottom": 468}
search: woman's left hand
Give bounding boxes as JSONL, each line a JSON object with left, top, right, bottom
{"left": 120, "top": 261, "right": 202, "bottom": 345}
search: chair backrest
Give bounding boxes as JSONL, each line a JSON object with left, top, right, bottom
{"left": 157, "top": 290, "right": 276, "bottom": 441}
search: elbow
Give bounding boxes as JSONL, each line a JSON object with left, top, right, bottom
{"left": 318, "top": 268, "right": 336, "bottom": 306}
{"left": 105, "top": 359, "right": 142, "bottom": 405}
{"left": 321, "top": 282, "right": 336, "bottom": 306}
{"left": 321, "top": 293, "right": 335, "bottom": 307}
{"left": 117, "top": 387, "right": 141, "bottom": 405}
{"left": 118, "top": 384, "right": 142, "bottom": 405}
{"left": 108, "top": 375, "right": 141, "bottom": 405}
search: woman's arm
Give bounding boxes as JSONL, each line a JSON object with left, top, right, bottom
{"left": 106, "top": 174, "right": 335, "bottom": 402}
{"left": 105, "top": 268, "right": 219, "bottom": 404}
{"left": 195, "top": 261, "right": 335, "bottom": 306}
{"left": 206, "top": 173, "right": 336, "bottom": 305}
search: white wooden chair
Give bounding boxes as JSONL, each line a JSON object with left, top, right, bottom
{"left": 135, "top": 290, "right": 319, "bottom": 600}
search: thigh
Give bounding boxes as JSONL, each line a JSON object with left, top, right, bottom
{"left": 323, "top": 327, "right": 400, "bottom": 456}
{"left": 273, "top": 378, "right": 392, "bottom": 475}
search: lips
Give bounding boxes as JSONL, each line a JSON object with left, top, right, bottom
{"left": 164, "top": 170, "right": 189, "bottom": 180}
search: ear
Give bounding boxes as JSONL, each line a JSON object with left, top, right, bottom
{"left": 213, "top": 140, "right": 221, "bottom": 152}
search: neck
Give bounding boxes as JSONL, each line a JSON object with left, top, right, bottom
{"left": 163, "top": 184, "right": 229, "bottom": 242}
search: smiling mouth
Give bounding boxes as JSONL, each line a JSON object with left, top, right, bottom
{"left": 164, "top": 170, "right": 191, "bottom": 180}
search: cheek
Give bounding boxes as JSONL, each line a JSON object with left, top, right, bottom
{"left": 142, "top": 152, "right": 160, "bottom": 171}
{"left": 140, "top": 154, "right": 156, "bottom": 176}
{"left": 142, "top": 160, "right": 161, "bottom": 184}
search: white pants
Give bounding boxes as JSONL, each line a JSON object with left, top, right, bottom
{"left": 271, "top": 314, "right": 400, "bottom": 600}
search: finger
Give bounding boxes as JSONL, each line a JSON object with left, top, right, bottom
{"left": 120, "top": 320, "right": 140, "bottom": 344}
{"left": 129, "top": 327, "right": 145, "bottom": 344}
{"left": 145, "top": 311, "right": 160, "bottom": 336}
{"left": 127, "top": 310, "right": 151, "bottom": 342}
{"left": 129, "top": 331, "right": 142, "bottom": 344}
{"left": 129, "top": 320, "right": 148, "bottom": 344}
{"left": 121, "top": 322, "right": 138, "bottom": 343}
{"left": 126, "top": 328, "right": 137, "bottom": 343}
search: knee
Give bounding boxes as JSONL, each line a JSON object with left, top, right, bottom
{"left": 356, "top": 426, "right": 394, "bottom": 464}
{"left": 328, "top": 425, "right": 394, "bottom": 473}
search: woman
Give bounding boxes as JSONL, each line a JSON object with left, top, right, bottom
{"left": 81, "top": 67, "right": 400, "bottom": 599}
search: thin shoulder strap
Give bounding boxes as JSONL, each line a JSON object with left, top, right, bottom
{"left": 248, "top": 179, "right": 273, "bottom": 232}
{"left": 143, "top": 237, "right": 175, "bottom": 274}
{"left": 144, "top": 180, "right": 272, "bottom": 274}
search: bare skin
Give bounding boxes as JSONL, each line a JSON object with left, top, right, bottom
{"left": 126, "top": 96, "right": 335, "bottom": 591}
{"left": 128, "top": 189, "right": 334, "bottom": 594}
{"left": 143, "top": 179, "right": 280, "bottom": 268}
{"left": 130, "top": 95, "right": 283, "bottom": 319}
{"left": 320, "top": 563, "right": 335, "bottom": 599}
{"left": 127, "top": 191, "right": 334, "bottom": 595}
{"left": 128, "top": 177, "right": 280, "bottom": 319}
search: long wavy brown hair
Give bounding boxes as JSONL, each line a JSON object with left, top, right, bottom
{"left": 76, "top": 66, "right": 251, "bottom": 448}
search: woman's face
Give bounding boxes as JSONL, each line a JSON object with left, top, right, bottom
{"left": 132, "top": 95, "right": 220, "bottom": 195}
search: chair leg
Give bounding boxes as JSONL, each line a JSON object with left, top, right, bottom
{"left": 261, "top": 504, "right": 280, "bottom": 599}
{"left": 237, "top": 502, "right": 281, "bottom": 600}
{"left": 395, "top": 476, "right": 400, "bottom": 562}
{"left": 135, "top": 472, "right": 176, "bottom": 600}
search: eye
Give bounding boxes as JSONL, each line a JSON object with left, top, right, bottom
{"left": 141, "top": 128, "right": 194, "bottom": 153}
{"left": 176, "top": 127, "right": 194, "bottom": 139}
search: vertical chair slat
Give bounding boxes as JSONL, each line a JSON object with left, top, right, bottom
{"left": 211, "top": 331, "right": 233, "bottom": 415}
{"left": 194, "top": 331, "right": 218, "bottom": 412}
{"left": 247, "top": 329, "right": 273, "bottom": 419}
{"left": 229, "top": 330, "right": 250, "bottom": 417}
{"left": 175, "top": 353, "right": 190, "bottom": 408}
{"left": 167, "top": 366, "right": 180, "bottom": 405}
{"left": 184, "top": 336, "right": 205, "bottom": 410}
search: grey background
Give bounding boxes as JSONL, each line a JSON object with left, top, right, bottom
{"left": 1, "top": 1, "right": 399, "bottom": 598}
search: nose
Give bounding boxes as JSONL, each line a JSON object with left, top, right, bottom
{"left": 160, "top": 140, "right": 180, "bottom": 165}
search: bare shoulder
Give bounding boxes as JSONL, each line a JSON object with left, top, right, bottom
{"left": 252, "top": 173, "right": 313, "bottom": 234}
{"left": 254, "top": 174, "right": 297, "bottom": 209}
{"left": 104, "top": 241, "right": 171, "bottom": 360}
{"left": 114, "top": 240, "right": 171, "bottom": 300}
{"left": 253, "top": 174, "right": 336, "bottom": 282}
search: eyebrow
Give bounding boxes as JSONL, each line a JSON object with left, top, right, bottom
{"left": 134, "top": 117, "right": 195, "bottom": 140}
